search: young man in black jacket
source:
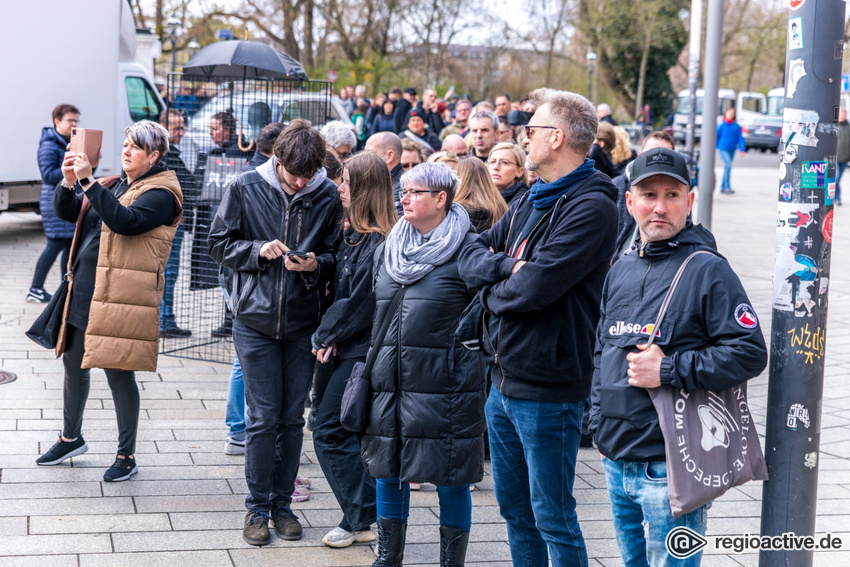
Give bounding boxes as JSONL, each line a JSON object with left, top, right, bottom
{"left": 208, "top": 119, "right": 343, "bottom": 546}
{"left": 459, "top": 88, "right": 618, "bottom": 567}
{"left": 589, "top": 148, "right": 767, "bottom": 566}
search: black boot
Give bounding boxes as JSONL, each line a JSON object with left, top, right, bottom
{"left": 372, "top": 516, "right": 407, "bottom": 567}
{"left": 439, "top": 526, "right": 469, "bottom": 567}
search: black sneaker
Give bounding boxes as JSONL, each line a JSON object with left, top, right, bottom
{"left": 160, "top": 326, "right": 192, "bottom": 338}
{"left": 243, "top": 510, "right": 272, "bottom": 546}
{"left": 272, "top": 505, "right": 302, "bottom": 540}
{"left": 103, "top": 455, "right": 138, "bottom": 482}
{"left": 26, "top": 287, "right": 51, "bottom": 304}
{"left": 36, "top": 435, "right": 88, "bottom": 465}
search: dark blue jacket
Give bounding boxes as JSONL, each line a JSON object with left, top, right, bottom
{"left": 311, "top": 229, "right": 383, "bottom": 359}
{"left": 38, "top": 127, "right": 77, "bottom": 239}
{"left": 372, "top": 113, "right": 396, "bottom": 135}
{"left": 458, "top": 171, "right": 618, "bottom": 402}
{"left": 589, "top": 223, "right": 767, "bottom": 461}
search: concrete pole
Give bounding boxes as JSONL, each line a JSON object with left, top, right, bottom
{"left": 685, "top": 0, "right": 702, "bottom": 165}
{"left": 760, "top": 2, "right": 844, "bottom": 565}
{"left": 696, "top": 0, "right": 722, "bottom": 229}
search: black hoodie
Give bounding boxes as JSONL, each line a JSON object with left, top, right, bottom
{"left": 458, "top": 170, "right": 618, "bottom": 402}
{"left": 589, "top": 222, "right": 767, "bottom": 461}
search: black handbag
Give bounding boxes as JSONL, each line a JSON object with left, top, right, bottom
{"left": 25, "top": 278, "right": 69, "bottom": 349}
{"left": 340, "top": 285, "right": 407, "bottom": 433}
{"left": 25, "top": 195, "right": 98, "bottom": 350}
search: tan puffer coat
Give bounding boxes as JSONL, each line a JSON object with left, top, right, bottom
{"left": 81, "top": 171, "right": 183, "bottom": 371}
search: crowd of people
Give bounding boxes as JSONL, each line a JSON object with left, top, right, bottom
{"left": 30, "top": 85, "right": 769, "bottom": 567}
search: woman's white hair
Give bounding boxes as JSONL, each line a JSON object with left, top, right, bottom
{"left": 124, "top": 120, "right": 170, "bottom": 164}
{"left": 321, "top": 120, "right": 357, "bottom": 149}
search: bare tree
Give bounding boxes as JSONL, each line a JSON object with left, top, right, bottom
{"left": 402, "top": 0, "right": 469, "bottom": 87}
{"left": 524, "top": 0, "right": 572, "bottom": 87}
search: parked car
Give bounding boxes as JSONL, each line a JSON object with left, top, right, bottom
{"left": 179, "top": 90, "right": 351, "bottom": 169}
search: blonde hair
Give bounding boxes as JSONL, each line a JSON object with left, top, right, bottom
{"left": 455, "top": 158, "right": 508, "bottom": 223}
{"left": 611, "top": 126, "right": 632, "bottom": 164}
{"left": 428, "top": 151, "right": 460, "bottom": 167}
{"left": 488, "top": 142, "right": 527, "bottom": 186}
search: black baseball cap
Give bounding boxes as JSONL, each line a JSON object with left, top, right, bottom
{"left": 404, "top": 87, "right": 418, "bottom": 96}
{"left": 630, "top": 147, "right": 690, "bottom": 187}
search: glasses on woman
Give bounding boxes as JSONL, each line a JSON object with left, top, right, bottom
{"left": 400, "top": 188, "right": 433, "bottom": 201}
{"left": 488, "top": 158, "right": 519, "bottom": 169}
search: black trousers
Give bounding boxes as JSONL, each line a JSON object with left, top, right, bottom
{"left": 62, "top": 324, "right": 140, "bottom": 456}
{"left": 313, "top": 357, "right": 377, "bottom": 532}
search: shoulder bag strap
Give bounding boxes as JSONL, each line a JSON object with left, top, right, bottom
{"left": 645, "top": 250, "right": 716, "bottom": 348}
{"left": 363, "top": 285, "right": 407, "bottom": 376}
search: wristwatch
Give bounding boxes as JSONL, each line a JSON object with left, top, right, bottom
{"left": 80, "top": 177, "right": 94, "bottom": 188}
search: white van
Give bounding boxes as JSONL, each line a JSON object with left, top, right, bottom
{"left": 0, "top": 1, "right": 164, "bottom": 214}
{"left": 672, "top": 88, "right": 736, "bottom": 144}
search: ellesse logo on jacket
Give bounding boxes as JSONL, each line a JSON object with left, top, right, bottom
{"left": 607, "top": 321, "right": 662, "bottom": 337}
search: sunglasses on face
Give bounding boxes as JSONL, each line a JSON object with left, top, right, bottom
{"left": 524, "top": 125, "right": 559, "bottom": 139}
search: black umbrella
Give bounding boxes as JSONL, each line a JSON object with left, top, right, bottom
{"left": 182, "top": 40, "right": 309, "bottom": 81}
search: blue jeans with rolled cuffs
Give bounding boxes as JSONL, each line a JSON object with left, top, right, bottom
{"left": 602, "top": 457, "right": 709, "bottom": 567}
{"left": 486, "top": 383, "right": 588, "bottom": 567}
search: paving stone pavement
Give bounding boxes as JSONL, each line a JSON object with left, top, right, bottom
{"left": 1, "top": 164, "right": 849, "bottom": 566}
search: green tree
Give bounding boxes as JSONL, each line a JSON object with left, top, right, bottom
{"left": 580, "top": 0, "right": 688, "bottom": 123}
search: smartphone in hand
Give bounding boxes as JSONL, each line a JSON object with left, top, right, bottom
{"left": 285, "top": 250, "right": 310, "bottom": 260}
{"left": 69, "top": 128, "right": 103, "bottom": 168}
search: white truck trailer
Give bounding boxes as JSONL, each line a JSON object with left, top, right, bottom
{"left": 0, "top": 0, "right": 164, "bottom": 213}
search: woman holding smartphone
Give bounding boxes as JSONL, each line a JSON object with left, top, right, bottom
{"left": 310, "top": 152, "right": 397, "bottom": 549}
{"left": 37, "top": 120, "right": 182, "bottom": 482}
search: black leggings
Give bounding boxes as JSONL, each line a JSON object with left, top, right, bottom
{"left": 62, "top": 324, "right": 140, "bottom": 456}
{"left": 32, "top": 237, "right": 72, "bottom": 289}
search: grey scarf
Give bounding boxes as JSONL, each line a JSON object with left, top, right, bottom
{"left": 384, "top": 203, "right": 471, "bottom": 285}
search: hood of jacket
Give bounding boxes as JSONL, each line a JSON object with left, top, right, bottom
{"left": 256, "top": 155, "right": 328, "bottom": 198}
{"left": 41, "top": 126, "right": 68, "bottom": 148}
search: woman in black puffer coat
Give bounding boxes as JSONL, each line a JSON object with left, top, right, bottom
{"left": 361, "top": 162, "right": 485, "bottom": 567}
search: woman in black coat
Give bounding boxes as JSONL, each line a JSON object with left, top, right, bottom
{"left": 361, "top": 162, "right": 485, "bottom": 567}
{"left": 310, "top": 152, "right": 397, "bottom": 549}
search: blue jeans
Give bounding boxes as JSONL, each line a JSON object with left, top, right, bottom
{"left": 160, "top": 223, "right": 184, "bottom": 330}
{"left": 314, "top": 357, "right": 376, "bottom": 532}
{"left": 376, "top": 478, "right": 472, "bottom": 532}
{"left": 602, "top": 458, "right": 709, "bottom": 567}
{"left": 225, "top": 356, "right": 245, "bottom": 440}
{"left": 486, "top": 384, "right": 587, "bottom": 567}
{"left": 232, "top": 319, "right": 314, "bottom": 512}
{"left": 836, "top": 161, "right": 846, "bottom": 204}
{"left": 718, "top": 150, "right": 735, "bottom": 190}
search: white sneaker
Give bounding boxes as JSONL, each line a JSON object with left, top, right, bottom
{"left": 224, "top": 436, "right": 245, "bottom": 455}
{"left": 322, "top": 526, "right": 377, "bottom": 548}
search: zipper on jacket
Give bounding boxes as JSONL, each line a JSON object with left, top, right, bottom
{"left": 394, "top": 284, "right": 405, "bottom": 482}
{"left": 276, "top": 200, "right": 293, "bottom": 340}
{"left": 639, "top": 257, "right": 653, "bottom": 301}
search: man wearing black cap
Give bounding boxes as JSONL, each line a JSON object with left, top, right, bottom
{"left": 589, "top": 147, "right": 767, "bottom": 567}
{"left": 393, "top": 88, "right": 417, "bottom": 133}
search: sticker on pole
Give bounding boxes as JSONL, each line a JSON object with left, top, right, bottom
{"left": 801, "top": 161, "right": 828, "bottom": 189}
{"left": 789, "top": 18, "right": 803, "bottom": 50}
{"left": 790, "top": 0, "right": 806, "bottom": 10}
{"left": 787, "top": 59, "right": 806, "bottom": 99}
{"left": 782, "top": 108, "right": 819, "bottom": 147}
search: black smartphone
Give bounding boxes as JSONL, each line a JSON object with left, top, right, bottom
{"left": 286, "top": 250, "right": 310, "bottom": 260}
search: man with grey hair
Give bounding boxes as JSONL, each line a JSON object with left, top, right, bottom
{"left": 365, "top": 131, "right": 405, "bottom": 217}
{"left": 597, "top": 102, "right": 618, "bottom": 126}
{"left": 469, "top": 110, "right": 499, "bottom": 162}
{"left": 459, "top": 88, "right": 618, "bottom": 566}
{"left": 320, "top": 121, "right": 356, "bottom": 163}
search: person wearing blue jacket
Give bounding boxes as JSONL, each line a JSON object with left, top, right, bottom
{"left": 29, "top": 104, "right": 81, "bottom": 303}
{"left": 716, "top": 107, "right": 746, "bottom": 194}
